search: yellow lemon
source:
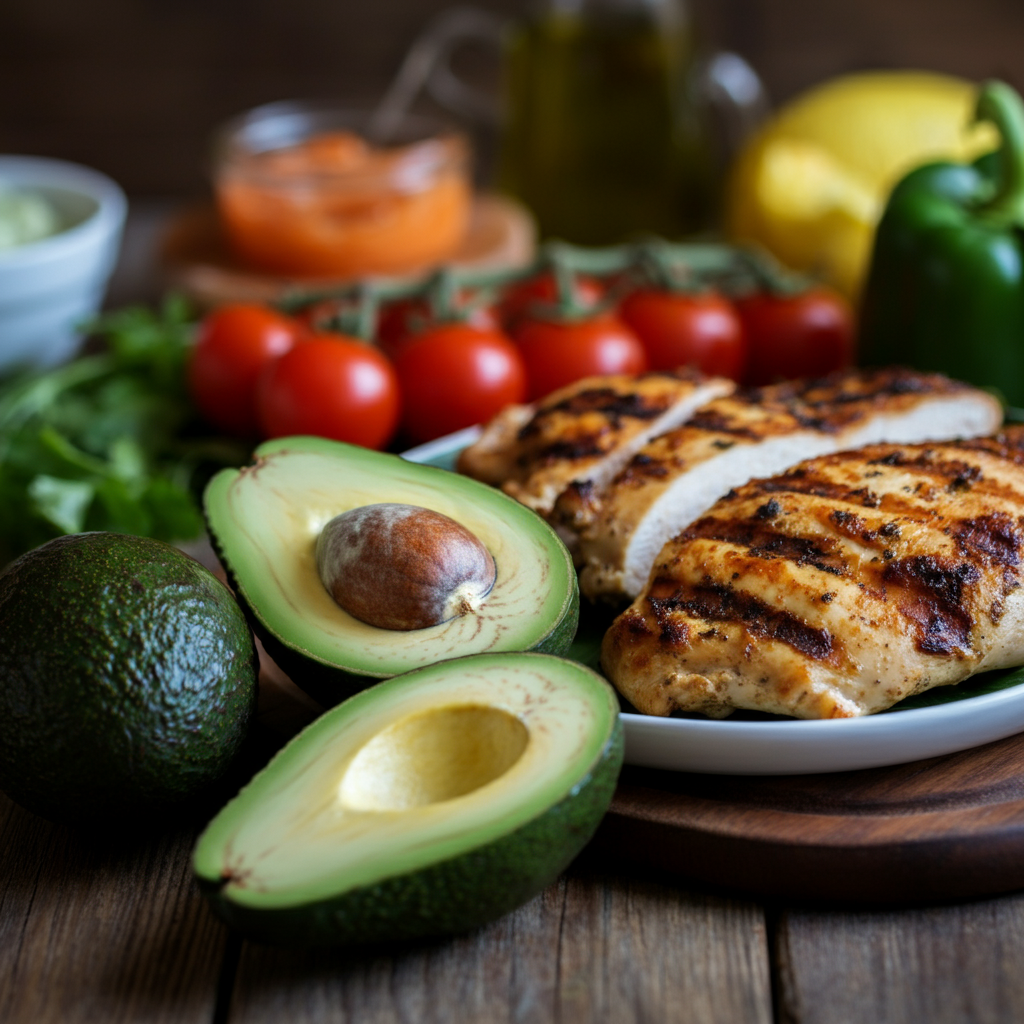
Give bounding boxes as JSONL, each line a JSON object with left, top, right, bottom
{"left": 726, "top": 71, "right": 996, "bottom": 300}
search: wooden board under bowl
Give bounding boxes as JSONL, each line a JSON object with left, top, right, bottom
{"left": 588, "top": 731, "right": 1024, "bottom": 905}
{"left": 160, "top": 193, "right": 536, "bottom": 310}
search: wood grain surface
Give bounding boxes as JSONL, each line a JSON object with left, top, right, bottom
{"left": 776, "top": 896, "right": 1024, "bottom": 1024}
{"left": 592, "top": 731, "right": 1024, "bottom": 904}
{"left": 0, "top": 791, "right": 227, "bottom": 1024}
{"left": 224, "top": 868, "right": 772, "bottom": 1024}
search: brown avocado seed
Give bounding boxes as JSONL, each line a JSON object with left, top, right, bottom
{"left": 315, "top": 503, "right": 497, "bottom": 631}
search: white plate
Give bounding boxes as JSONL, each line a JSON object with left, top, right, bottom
{"left": 617, "top": 691, "right": 1024, "bottom": 774}
{"left": 402, "top": 431, "right": 1024, "bottom": 775}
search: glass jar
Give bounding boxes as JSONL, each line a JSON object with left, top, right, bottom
{"left": 213, "top": 101, "right": 472, "bottom": 279}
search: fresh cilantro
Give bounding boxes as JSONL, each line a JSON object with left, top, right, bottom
{"left": 0, "top": 297, "right": 249, "bottom": 565}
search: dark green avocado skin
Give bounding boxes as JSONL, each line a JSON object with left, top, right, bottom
{"left": 211, "top": 528, "right": 581, "bottom": 709}
{"left": 0, "top": 532, "right": 259, "bottom": 824}
{"left": 199, "top": 713, "right": 623, "bottom": 946}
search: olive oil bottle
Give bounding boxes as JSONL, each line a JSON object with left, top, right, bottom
{"left": 498, "top": 0, "right": 716, "bottom": 244}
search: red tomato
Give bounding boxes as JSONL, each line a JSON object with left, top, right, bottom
{"left": 619, "top": 289, "right": 747, "bottom": 381}
{"left": 257, "top": 334, "right": 400, "bottom": 449}
{"left": 376, "top": 298, "right": 500, "bottom": 360}
{"left": 393, "top": 324, "right": 527, "bottom": 444}
{"left": 736, "top": 288, "right": 854, "bottom": 386}
{"left": 498, "top": 271, "right": 605, "bottom": 331}
{"left": 188, "top": 304, "right": 303, "bottom": 435}
{"left": 514, "top": 315, "right": 647, "bottom": 400}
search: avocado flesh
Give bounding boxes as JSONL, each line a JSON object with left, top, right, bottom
{"left": 204, "top": 437, "right": 579, "bottom": 704}
{"left": 193, "top": 652, "right": 623, "bottom": 946}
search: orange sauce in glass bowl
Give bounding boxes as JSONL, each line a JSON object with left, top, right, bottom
{"left": 215, "top": 123, "right": 472, "bottom": 279}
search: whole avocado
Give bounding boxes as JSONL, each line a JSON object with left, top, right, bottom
{"left": 0, "top": 532, "right": 259, "bottom": 824}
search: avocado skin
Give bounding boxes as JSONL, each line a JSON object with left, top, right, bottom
{"left": 199, "top": 713, "right": 623, "bottom": 946}
{"left": 0, "top": 532, "right": 259, "bottom": 824}
{"left": 212, "top": 528, "right": 581, "bottom": 708}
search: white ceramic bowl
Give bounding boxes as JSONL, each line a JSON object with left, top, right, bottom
{"left": 0, "top": 156, "right": 127, "bottom": 370}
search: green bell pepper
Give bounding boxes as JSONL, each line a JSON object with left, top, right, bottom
{"left": 859, "top": 80, "right": 1024, "bottom": 406}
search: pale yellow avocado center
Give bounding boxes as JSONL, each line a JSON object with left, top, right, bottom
{"left": 339, "top": 704, "right": 529, "bottom": 811}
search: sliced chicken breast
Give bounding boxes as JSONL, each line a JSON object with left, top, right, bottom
{"left": 603, "top": 427, "right": 1024, "bottom": 719}
{"left": 572, "top": 369, "right": 1003, "bottom": 602}
{"left": 456, "top": 368, "right": 734, "bottom": 517}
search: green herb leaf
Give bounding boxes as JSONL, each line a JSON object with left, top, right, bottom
{"left": 27, "top": 476, "right": 95, "bottom": 534}
{"left": 0, "top": 298, "right": 248, "bottom": 565}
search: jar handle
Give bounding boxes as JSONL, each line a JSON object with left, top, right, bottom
{"left": 369, "top": 7, "right": 504, "bottom": 141}
{"left": 696, "top": 52, "right": 771, "bottom": 152}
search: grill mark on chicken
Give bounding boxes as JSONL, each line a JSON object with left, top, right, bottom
{"left": 624, "top": 452, "right": 672, "bottom": 479}
{"left": 959, "top": 431, "right": 1024, "bottom": 463}
{"left": 516, "top": 388, "right": 671, "bottom": 448}
{"left": 755, "top": 462, "right": 995, "bottom": 518}
{"left": 680, "top": 516, "right": 850, "bottom": 576}
{"left": 954, "top": 513, "right": 1023, "bottom": 567}
{"left": 644, "top": 577, "right": 836, "bottom": 662}
{"left": 796, "top": 367, "right": 939, "bottom": 407}
{"left": 682, "top": 406, "right": 768, "bottom": 440}
{"left": 521, "top": 435, "right": 607, "bottom": 466}
{"left": 514, "top": 385, "right": 676, "bottom": 468}
{"left": 757, "top": 471, "right": 885, "bottom": 509}
{"left": 867, "top": 449, "right": 986, "bottom": 487}
{"left": 881, "top": 555, "right": 979, "bottom": 656}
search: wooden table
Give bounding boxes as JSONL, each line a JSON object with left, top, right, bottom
{"left": 5, "top": 763, "right": 1024, "bottom": 1024}
{"left": 6, "top": 208, "right": 1024, "bottom": 1024}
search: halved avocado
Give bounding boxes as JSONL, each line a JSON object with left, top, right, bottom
{"left": 204, "top": 436, "right": 579, "bottom": 706}
{"left": 193, "top": 652, "right": 623, "bottom": 946}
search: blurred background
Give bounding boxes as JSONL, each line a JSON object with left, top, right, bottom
{"left": 3, "top": 0, "right": 1024, "bottom": 557}
{"left": 3, "top": 0, "right": 1023, "bottom": 199}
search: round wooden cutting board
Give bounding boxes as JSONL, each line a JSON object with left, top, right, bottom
{"left": 160, "top": 194, "right": 536, "bottom": 310}
{"left": 589, "top": 730, "right": 1024, "bottom": 905}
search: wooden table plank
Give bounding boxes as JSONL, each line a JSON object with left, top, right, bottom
{"left": 0, "top": 792, "right": 228, "bottom": 1024}
{"left": 226, "top": 866, "right": 773, "bottom": 1024}
{"left": 776, "top": 895, "right": 1024, "bottom": 1024}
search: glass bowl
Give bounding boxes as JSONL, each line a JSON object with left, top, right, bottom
{"left": 213, "top": 101, "right": 472, "bottom": 279}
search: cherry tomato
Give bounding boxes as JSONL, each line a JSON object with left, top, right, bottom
{"left": 188, "top": 304, "right": 304, "bottom": 436}
{"left": 514, "top": 315, "right": 647, "bottom": 400}
{"left": 498, "top": 271, "right": 604, "bottom": 331}
{"left": 257, "top": 334, "right": 400, "bottom": 449}
{"left": 393, "top": 324, "right": 527, "bottom": 444}
{"left": 736, "top": 288, "right": 854, "bottom": 386}
{"left": 619, "top": 288, "right": 747, "bottom": 381}
{"left": 376, "top": 298, "right": 500, "bottom": 360}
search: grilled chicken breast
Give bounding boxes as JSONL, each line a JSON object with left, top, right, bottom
{"left": 603, "top": 427, "right": 1024, "bottom": 719}
{"left": 570, "top": 369, "right": 1002, "bottom": 602}
{"left": 457, "top": 368, "right": 734, "bottom": 517}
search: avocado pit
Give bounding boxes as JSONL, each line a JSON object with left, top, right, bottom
{"left": 316, "top": 503, "right": 497, "bottom": 631}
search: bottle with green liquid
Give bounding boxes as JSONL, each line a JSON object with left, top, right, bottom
{"left": 374, "top": 2, "right": 766, "bottom": 245}
{"left": 499, "top": 0, "right": 715, "bottom": 243}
